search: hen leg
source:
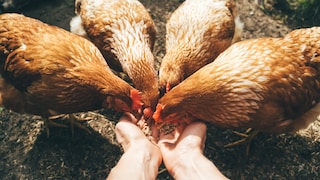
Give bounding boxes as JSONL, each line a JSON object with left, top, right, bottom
{"left": 48, "top": 113, "right": 92, "bottom": 137}
{"left": 224, "top": 128, "right": 259, "bottom": 155}
{"left": 67, "top": 113, "right": 92, "bottom": 136}
{"left": 44, "top": 117, "right": 68, "bottom": 138}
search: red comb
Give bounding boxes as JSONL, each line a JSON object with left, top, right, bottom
{"left": 130, "top": 89, "right": 143, "bottom": 111}
{"left": 153, "top": 104, "right": 163, "bottom": 122}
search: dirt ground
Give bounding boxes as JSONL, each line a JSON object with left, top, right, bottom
{"left": 0, "top": 0, "right": 320, "bottom": 179}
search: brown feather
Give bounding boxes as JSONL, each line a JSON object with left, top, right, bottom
{"left": 154, "top": 27, "right": 320, "bottom": 134}
{"left": 71, "top": 0, "right": 159, "bottom": 112}
{"left": 158, "top": 0, "right": 243, "bottom": 92}
{"left": 0, "top": 13, "right": 140, "bottom": 117}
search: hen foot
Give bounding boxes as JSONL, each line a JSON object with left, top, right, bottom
{"left": 224, "top": 128, "right": 259, "bottom": 155}
{"left": 49, "top": 113, "right": 92, "bottom": 137}
{"left": 44, "top": 117, "right": 68, "bottom": 138}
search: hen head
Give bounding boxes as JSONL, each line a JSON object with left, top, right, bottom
{"left": 153, "top": 103, "right": 191, "bottom": 128}
{"left": 141, "top": 89, "right": 160, "bottom": 118}
{"left": 159, "top": 66, "right": 184, "bottom": 95}
{"left": 103, "top": 89, "right": 143, "bottom": 113}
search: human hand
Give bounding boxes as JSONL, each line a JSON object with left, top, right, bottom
{"left": 158, "top": 121, "right": 228, "bottom": 180}
{"left": 158, "top": 122, "right": 206, "bottom": 175}
{"left": 115, "top": 113, "right": 158, "bottom": 149}
{"left": 107, "top": 113, "right": 162, "bottom": 180}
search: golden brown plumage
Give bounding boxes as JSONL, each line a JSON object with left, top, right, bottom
{"left": 70, "top": 0, "right": 159, "bottom": 117}
{"left": 158, "top": 0, "right": 243, "bottom": 93}
{"left": 154, "top": 27, "right": 320, "bottom": 134}
{"left": 0, "top": 13, "right": 142, "bottom": 134}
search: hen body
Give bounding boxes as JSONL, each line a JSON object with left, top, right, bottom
{"left": 70, "top": 0, "right": 159, "bottom": 116}
{"left": 158, "top": 0, "right": 243, "bottom": 92}
{"left": 0, "top": 13, "right": 142, "bottom": 121}
{"left": 154, "top": 27, "right": 320, "bottom": 134}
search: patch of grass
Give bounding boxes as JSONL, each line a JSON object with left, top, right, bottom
{"left": 289, "top": 0, "right": 320, "bottom": 27}
{"left": 260, "top": 0, "right": 320, "bottom": 28}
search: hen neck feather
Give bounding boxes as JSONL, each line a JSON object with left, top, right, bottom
{"left": 108, "top": 18, "right": 157, "bottom": 90}
{"left": 66, "top": 40, "right": 130, "bottom": 97}
{"left": 164, "top": 0, "right": 234, "bottom": 77}
{"left": 162, "top": 42, "right": 270, "bottom": 123}
{"left": 284, "top": 27, "right": 320, "bottom": 66}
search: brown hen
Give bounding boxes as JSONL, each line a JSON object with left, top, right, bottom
{"left": 0, "top": 13, "right": 142, "bottom": 136}
{"left": 154, "top": 27, "right": 320, "bottom": 144}
{"left": 158, "top": 0, "right": 243, "bottom": 93}
{"left": 70, "top": 0, "right": 159, "bottom": 117}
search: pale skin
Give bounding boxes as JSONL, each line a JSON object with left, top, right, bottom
{"left": 107, "top": 113, "right": 162, "bottom": 180}
{"left": 107, "top": 113, "right": 229, "bottom": 180}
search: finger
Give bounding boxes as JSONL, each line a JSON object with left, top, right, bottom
{"left": 119, "top": 112, "right": 138, "bottom": 124}
{"left": 115, "top": 115, "right": 146, "bottom": 151}
{"left": 150, "top": 122, "right": 159, "bottom": 141}
{"left": 175, "top": 122, "right": 187, "bottom": 135}
{"left": 175, "top": 121, "right": 207, "bottom": 151}
{"left": 180, "top": 121, "right": 207, "bottom": 139}
{"left": 158, "top": 127, "right": 181, "bottom": 148}
{"left": 116, "top": 119, "right": 145, "bottom": 139}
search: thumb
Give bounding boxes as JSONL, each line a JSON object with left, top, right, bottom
{"left": 158, "top": 123, "right": 186, "bottom": 150}
{"left": 177, "top": 121, "right": 207, "bottom": 151}
{"left": 158, "top": 121, "right": 207, "bottom": 152}
{"left": 115, "top": 113, "right": 143, "bottom": 151}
